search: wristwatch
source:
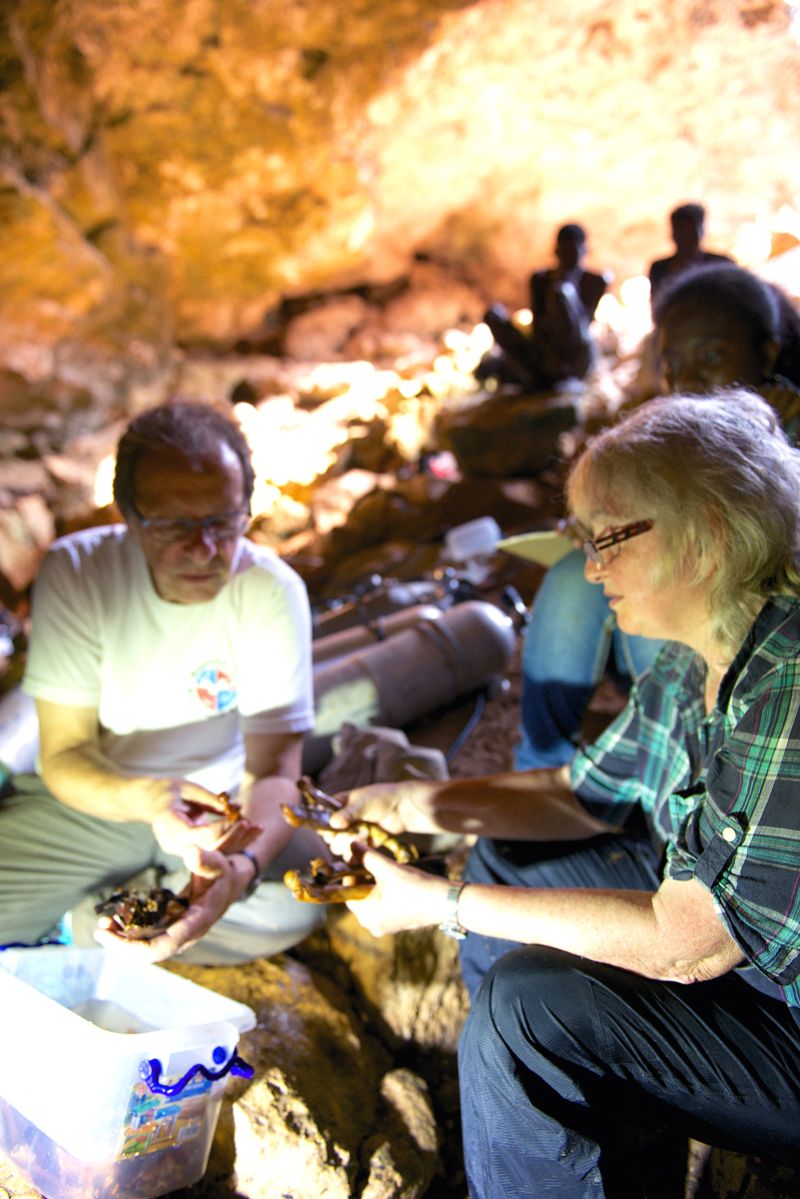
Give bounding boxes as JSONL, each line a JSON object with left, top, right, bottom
{"left": 438, "top": 881, "right": 468, "bottom": 940}
{"left": 235, "top": 849, "right": 262, "bottom": 901}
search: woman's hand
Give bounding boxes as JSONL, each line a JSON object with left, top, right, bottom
{"left": 344, "top": 848, "right": 450, "bottom": 937}
{"left": 325, "top": 783, "right": 405, "bottom": 833}
{"left": 327, "top": 778, "right": 437, "bottom": 836}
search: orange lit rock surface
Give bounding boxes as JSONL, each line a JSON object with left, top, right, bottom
{"left": 1, "top": 0, "right": 799, "bottom": 390}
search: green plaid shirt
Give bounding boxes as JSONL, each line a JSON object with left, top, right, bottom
{"left": 571, "top": 595, "right": 800, "bottom": 1010}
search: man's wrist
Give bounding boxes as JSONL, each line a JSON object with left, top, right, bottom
{"left": 140, "top": 776, "right": 177, "bottom": 824}
{"left": 233, "top": 849, "right": 262, "bottom": 900}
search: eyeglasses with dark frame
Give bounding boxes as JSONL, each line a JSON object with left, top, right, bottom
{"left": 582, "top": 520, "right": 653, "bottom": 566}
{"left": 129, "top": 500, "right": 251, "bottom": 546}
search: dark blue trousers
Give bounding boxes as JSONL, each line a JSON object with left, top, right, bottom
{"left": 459, "top": 831, "right": 662, "bottom": 999}
{"left": 456, "top": 836, "right": 800, "bottom": 1199}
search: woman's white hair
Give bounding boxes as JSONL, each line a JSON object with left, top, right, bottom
{"left": 567, "top": 389, "right": 800, "bottom": 649}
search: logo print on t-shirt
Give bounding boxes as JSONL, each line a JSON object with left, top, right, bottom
{"left": 194, "top": 663, "right": 237, "bottom": 713}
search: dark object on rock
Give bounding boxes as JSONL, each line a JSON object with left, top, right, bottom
{"left": 439, "top": 391, "right": 579, "bottom": 478}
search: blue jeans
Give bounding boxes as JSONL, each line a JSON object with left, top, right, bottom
{"left": 515, "top": 550, "right": 662, "bottom": 770}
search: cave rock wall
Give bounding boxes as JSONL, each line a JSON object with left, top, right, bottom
{"left": 1, "top": 0, "right": 798, "bottom": 394}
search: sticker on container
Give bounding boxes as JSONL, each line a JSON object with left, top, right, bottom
{"left": 117, "top": 1071, "right": 211, "bottom": 1159}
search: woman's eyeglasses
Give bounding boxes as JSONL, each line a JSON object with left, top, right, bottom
{"left": 582, "top": 520, "right": 653, "bottom": 566}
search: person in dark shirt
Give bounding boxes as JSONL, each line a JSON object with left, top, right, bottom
{"left": 477, "top": 223, "right": 610, "bottom": 391}
{"left": 648, "top": 202, "right": 732, "bottom": 305}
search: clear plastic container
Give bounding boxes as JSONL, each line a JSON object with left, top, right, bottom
{"left": 443, "top": 516, "right": 502, "bottom": 563}
{"left": 0, "top": 946, "right": 255, "bottom": 1199}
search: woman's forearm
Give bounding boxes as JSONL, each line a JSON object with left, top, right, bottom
{"left": 457, "top": 880, "right": 743, "bottom": 983}
{"left": 396, "top": 766, "right": 615, "bottom": 841}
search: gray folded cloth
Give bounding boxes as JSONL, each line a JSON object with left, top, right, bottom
{"left": 317, "top": 722, "right": 449, "bottom": 792}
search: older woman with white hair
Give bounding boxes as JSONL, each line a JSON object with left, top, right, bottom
{"left": 323, "top": 390, "right": 800, "bottom": 1198}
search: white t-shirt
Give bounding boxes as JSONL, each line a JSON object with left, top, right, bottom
{"left": 23, "top": 526, "right": 314, "bottom": 795}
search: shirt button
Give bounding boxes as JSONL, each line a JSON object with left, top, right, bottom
{"left": 721, "top": 826, "right": 736, "bottom": 843}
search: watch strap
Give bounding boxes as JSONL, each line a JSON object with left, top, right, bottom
{"left": 438, "top": 881, "right": 468, "bottom": 940}
{"left": 235, "top": 848, "right": 262, "bottom": 900}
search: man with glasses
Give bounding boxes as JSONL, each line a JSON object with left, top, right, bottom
{"left": 0, "top": 399, "right": 324, "bottom": 963}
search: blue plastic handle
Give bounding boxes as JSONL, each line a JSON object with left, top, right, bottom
{"left": 139, "top": 1044, "right": 254, "bottom": 1096}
